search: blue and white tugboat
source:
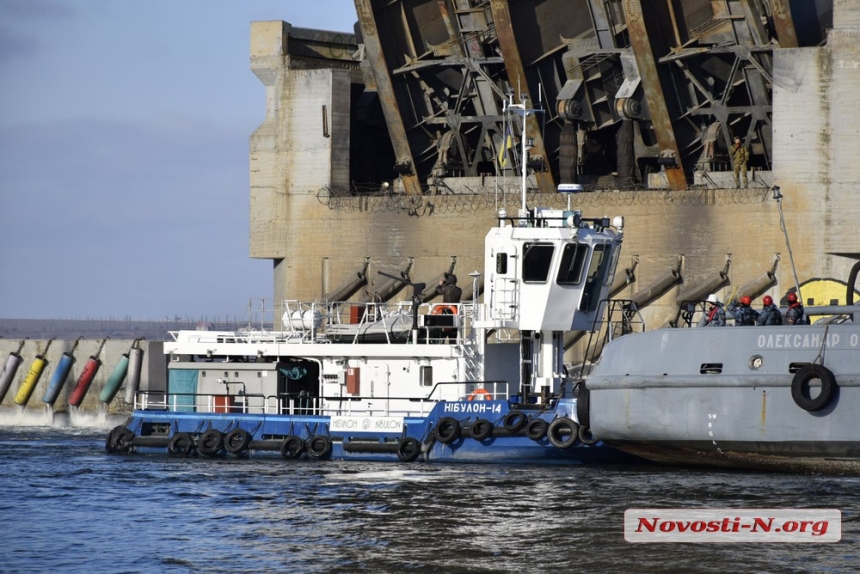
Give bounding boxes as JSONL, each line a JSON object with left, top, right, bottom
{"left": 106, "top": 97, "right": 633, "bottom": 464}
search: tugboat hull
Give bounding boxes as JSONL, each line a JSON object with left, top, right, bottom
{"left": 585, "top": 320, "right": 860, "bottom": 474}
{"left": 107, "top": 399, "right": 639, "bottom": 465}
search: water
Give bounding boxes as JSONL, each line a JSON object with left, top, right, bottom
{"left": 2, "top": 428, "right": 858, "bottom": 573}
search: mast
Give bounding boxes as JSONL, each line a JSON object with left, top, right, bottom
{"left": 502, "top": 89, "right": 539, "bottom": 219}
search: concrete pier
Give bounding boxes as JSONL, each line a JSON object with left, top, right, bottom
{"left": 0, "top": 338, "right": 166, "bottom": 428}
{"left": 249, "top": 7, "right": 860, "bottom": 361}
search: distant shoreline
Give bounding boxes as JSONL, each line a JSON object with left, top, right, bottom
{"left": 0, "top": 318, "right": 246, "bottom": 341}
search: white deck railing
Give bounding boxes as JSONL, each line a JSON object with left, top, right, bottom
{"left": 133, "top": 381, "right": 509, "bottom": 419}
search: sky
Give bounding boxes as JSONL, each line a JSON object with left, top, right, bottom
{"left": 0, "top": 0, "right": 358, "bottom": 322}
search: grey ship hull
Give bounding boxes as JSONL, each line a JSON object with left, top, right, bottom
{"left": 584, "top": 316, "right": 860, "bottom": 473}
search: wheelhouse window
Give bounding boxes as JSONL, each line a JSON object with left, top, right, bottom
{"left": 580, "top": 244, "right": 612, "bottom": 312}
{"left": 522, "top": 243, "right": 555, "bottom": 283}
{"left": 603, "top": 244, "right": 620, "bottom": 287}
{"left": 556, "top": 243, "right": 589, "bottom": 285}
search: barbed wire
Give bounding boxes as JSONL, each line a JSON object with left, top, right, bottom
{"left": 316, "top": 182, "right": 771, "bottom": 215}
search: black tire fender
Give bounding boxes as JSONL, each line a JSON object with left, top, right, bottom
{"left": 576, "top": 384, "right": 590, "bottom": 429}
{"left": 114, "top": 427, "right": 135, "bottom": 453}
{"left": 198, "top": 429, "right": 223, "bottom": 457}
{"left": 547, "top": 417, "right": 579, "bottom": 449}
{"left": 434, "top": 417, "right": 461, "bottom": 444}
{"left": 168, "top": 432, "right": 195, "bottom": 457}
{"left": 577, "top": 425, "right": 598, "bottom": 446}
{"left": 105, "top": 426, "right": 121, "bottom": 453}
{"left": 525, "top": 418, "right": 548, "bottom": 441}
{"left": 307, "top": 435, "right": 332, "bottom": 459}
{"left": 502, "top": 410, "right": 528, "bottom": 433}
{"left": 469, "top": 419, "right": 493, "bottom": 441}
{"left": 224, "top": 428, "right": 252, "bottom": 454}
{"left": 791, "top": 365, "right": 837, "bottom": 412}
{"left": 105, "top": 427, "right": 120, "bottom": 453}
{"left": 280, "top": 435, "right": 305, "bottom": 459}
{"left": 396, "top": 437, "right": 421, "bottom": 462}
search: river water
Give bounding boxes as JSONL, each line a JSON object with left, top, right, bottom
{"left": 2, "top": 427, "right": 857, "bottom": 573}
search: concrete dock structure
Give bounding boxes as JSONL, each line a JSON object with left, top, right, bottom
{"left": 3, "top": 2, "right": 858, "bottom": 426}
{"left": 249, "top": 1, "right": 859, "bottom": 356}
{"left": 0, "top": 338, "right": 165, "bottom": 426}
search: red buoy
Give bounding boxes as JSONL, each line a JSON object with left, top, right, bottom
{"left": 68, "top": 338, "right": 107, "bottom": 407}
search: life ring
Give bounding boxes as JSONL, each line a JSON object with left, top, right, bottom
{"left": 168, "top": 432, "right": 195, "bottom": 457}
{"left": 577, "top": 425, "right": 599, "bottom": 446}
{"left": 467, "top": 388, "right": 493, "bottom": 401}
{"left": 280, "top": 435, "right": 305, "bottom": 459}
{"left": 525, "top": 418, "right": 548, "bottom": 441}
{"left": 502, "top": 410, "right": 528, "bottom": 433}
{"left": 547, "top": 417, "right": 579, "bottom": 449}
{"left": 434, "top": 417, "right": 461, "bottom": 444}
{"left": 791, "top": 365, "right": 837, "bottom": 412}
{"left": 197, "top": 429, "right": 223, "bottom": 457}
{"left": 396, "top": 437, "right": 421, "bottom": 462}
{"left": 431, "top": 304, "right": 458, "bottom": 315}
{"left": 307, "top": 435, "right": 332, "bottom": 459}
{"left": 224, "top": 428, "right": 252, "bottom": 454}
{"left": 469, "top": 419, "right": 494, "bottom": 441}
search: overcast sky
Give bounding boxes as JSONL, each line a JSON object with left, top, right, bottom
{"left": 0, "top": 0, "right": 357, "bottom": 322}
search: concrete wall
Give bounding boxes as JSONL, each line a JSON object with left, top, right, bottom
{"left": 267, "top": 184, "right": 800, "bottom": 328}
{"left": 247, "top": 10, "right": 860, "bottom": 346}
{"left": 773, "top": 8, "right": 860, "bottom": 279}
{"left": 0, "top": 338, "right": 165, "bottom": 428}
{"left": 250, "top": 21, "right": 359, "bottom": 260}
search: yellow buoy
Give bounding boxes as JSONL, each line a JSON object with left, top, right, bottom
{"left": 15, "top": 355, "right": 47, "bottom": 405}
{"left": 15, "top": 338, "right": 54, "bottom": 406}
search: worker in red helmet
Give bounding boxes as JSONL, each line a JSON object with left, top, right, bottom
{"left": 785, "top": 292, "right": 807, "bottom": 325}
{"left": 733, "top": 294, "right": 759, "bottom": 326}
{"left": 756, "top": 295, "right": 783, "bottom": 325}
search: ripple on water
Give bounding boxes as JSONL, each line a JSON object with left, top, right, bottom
{"left": 2, "top": 429, "right": 858, "bottom": 573}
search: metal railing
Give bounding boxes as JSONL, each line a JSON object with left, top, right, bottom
{"left": 167, "top": 299, "right": 498, "bottom": 348}
{"left": 133, "top": 381, "right": 511, "bottom": 419}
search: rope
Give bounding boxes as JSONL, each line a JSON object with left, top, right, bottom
{"left": 812, "top": 324, "right": 830, "bottom": 366}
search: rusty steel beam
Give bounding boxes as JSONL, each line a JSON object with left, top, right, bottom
{"left": 489, "top": 0, "right": 556, "bottom": 194}
{"left": 355, "top": 0, "right": 422, "bottom": 195}
{"left": 436, "top": 0, "right": 463, "bottom": 58}
{"left": 769, "top": 0, "right": 799, "bottom": 48}
{"left": 622, "top": 0, "right": 687, "bottom": 190}
{"left": 739, "top": 0, "right": 771, "bottom": 47}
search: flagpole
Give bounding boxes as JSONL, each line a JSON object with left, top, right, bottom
{"left": 496, "top": 96, "right": 504, "bottom": 211}
{"left": 520, "top": 95, "right": 528, "bottom": 218}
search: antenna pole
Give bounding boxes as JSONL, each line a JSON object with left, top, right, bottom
{"left": 520, "top": 94, "right": 528, "bottom": 216}
{"left": 774, "top": 188, "right": 802, "bottom": 302}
